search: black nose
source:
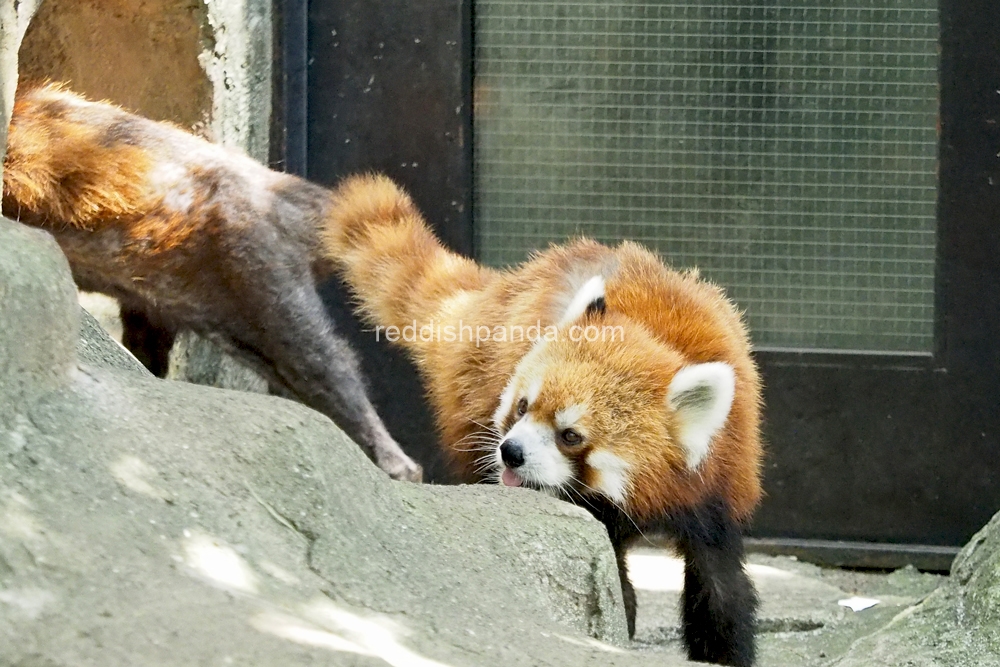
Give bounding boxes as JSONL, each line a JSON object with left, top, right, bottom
{"left": 500, "top": 439, "right": 525, "bottom": 468}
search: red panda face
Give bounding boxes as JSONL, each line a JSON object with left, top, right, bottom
{"left": 490, "top": 334, "right": 641, "bottom": 503}
{"left": 489, "top": 275, "right": 738, "bottom": 515}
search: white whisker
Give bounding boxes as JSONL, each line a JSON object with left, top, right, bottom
{"left": 469, "top": 418, "right": 502, "bottom": 435}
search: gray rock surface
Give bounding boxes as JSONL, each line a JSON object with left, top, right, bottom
{"left": 829, "top": 513, "right": 1000, "bottom": 667}
{"left": 0, "top": 220, "right": 78, "bottom": 425}
{"left": 8, "top": 205, "right": 1000, "bottom": 667}
{"left": 7, "top": 213, "right": 1000, "bottom": 667}
{"left": 78, "top": 307, "right": 151, "bottom": 377}
{"left": 753, "top": 557, "right": 946, "bottom": 666}
{"left": 167, "top": 332, "right": 270, "bottom": 393}
{"left": 625, "top": 546, "right": 948, "bottom": 666}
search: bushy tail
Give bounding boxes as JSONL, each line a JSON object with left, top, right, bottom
{"left": 322, "top": 174, "right": 485, "bottom": 336}
{"left": 3, "top": 85, "right": 150, "bottom": 228}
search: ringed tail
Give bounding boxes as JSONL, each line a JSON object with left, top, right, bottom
{"left": 322, "top": 174, "right": 485, "bottom": 336}
{"left": 3, "top": 85, "right": 151, "bottom": 228}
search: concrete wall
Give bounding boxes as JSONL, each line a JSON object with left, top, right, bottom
{"left": 0, "top": 0, "right": 40, "bottom": 176}
{"left": 18, "top": 0, "right": 213, "bottom": 130}
{"left": 17, "top": 0, "right": 271, "bottom": 154}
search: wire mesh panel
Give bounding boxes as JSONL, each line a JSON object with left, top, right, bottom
{"left": 474, "top": 2, "right": 938, "bottom": 352}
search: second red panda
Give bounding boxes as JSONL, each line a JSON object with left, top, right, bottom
{"left": 2, "top": 84, "right": 422, "bottom": 483}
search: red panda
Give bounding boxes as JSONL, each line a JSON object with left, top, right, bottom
{"left": 1, "top": 84, "right": 422, "bottom": 483}
{"left": 324, "top": 175, "right": 764, "bottom": 665}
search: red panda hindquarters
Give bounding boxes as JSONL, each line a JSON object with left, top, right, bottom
{"left": 2, "top": 86, "right": 425, "bottom": 483}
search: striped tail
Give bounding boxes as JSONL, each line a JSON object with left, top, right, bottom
{"left": 3, "top": 85, "right": 150, "bottom": 228}
{"left": 321, "top": 174, "right": 484, "bottom": 338}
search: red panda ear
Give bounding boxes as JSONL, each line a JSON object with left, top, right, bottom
{"left": 558, "top": 275, "right": 605, "bottom": 326}
{"left": 667, "top": 362, "right": 736, "bottom": 469}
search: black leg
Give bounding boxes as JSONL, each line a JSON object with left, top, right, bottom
{"left": 676, "top": 502, "right": 758, "bottom": 666}
{"left": 613, "top": 539, "right": 637, "bottom": 638}
{"left": 247, "top": 280, "right": 423, "bottom": 482}
{"left": 121, "top": 307, "right": 175, "bottom": 377}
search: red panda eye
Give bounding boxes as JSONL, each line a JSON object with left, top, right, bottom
{"left": 516, "top": 398, "right": 528, "bottom": 416}
{"left": 560, "top": 429, "right": 583, "bottom": 446}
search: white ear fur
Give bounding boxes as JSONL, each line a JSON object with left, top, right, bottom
{"left": 559, "top": 275, "right": 605, "bottom": 327}
{"left": 667, "top": 362, "right": 736, "bottom": 469}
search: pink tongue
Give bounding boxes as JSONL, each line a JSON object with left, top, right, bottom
{"left": 501, "top": 468, "right": 522, "bottom": 487}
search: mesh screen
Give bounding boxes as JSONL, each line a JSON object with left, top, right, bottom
{"left": 473, "top": 2, "right": 938, "bottom": 352}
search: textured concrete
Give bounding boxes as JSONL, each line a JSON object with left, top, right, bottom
{"left": 77, "top": 293, "right": 124, "bottom": 343}
{"left": 78, "top": 307, "right": 150, "bottom": 377}
{"left": 17, "top": 0, "right": 212, "bottom": 129}
{"left": 0, "top": 372, "right": 637, "bottom": 666}
{"left": 0, "top": 219, "right": 78, "bottom": 425}
{"left": 626, "top": 547, "right": 947, "bottom": 666}
{"left": 200, "top": 0, "right": 272, "bottom": 161}
{"left": 755, "top": 557, "right": 947, "bottom": 666}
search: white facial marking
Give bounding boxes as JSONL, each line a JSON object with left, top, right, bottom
{"left": 558, "top": 275, "right": 605, "bottom": 327}
{"left": 513, "top": 340, "right": 548, "bottom": 404}
{"left": 492, "top": 377, "right": 517, "bottom": 429}
{"left": 555, "top": 403, "right": 587, "bottom": 431}
{"left": 494, "top": 338, "right": 550, "bottom": 428}
{"left": 496, "top": 416, "right": 573, "bottom": 488}
{"left": 667, "top": 362, "right": 736, "bottom": 469}
{"left": 525, "top": 375, "right": 544, "bottom": 405}
{"left": 587, "top": 450, "right": 631, "bottom": 504}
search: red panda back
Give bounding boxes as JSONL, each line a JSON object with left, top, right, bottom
{"left": 607, "top": 243, "right": 763, "bottom": 521}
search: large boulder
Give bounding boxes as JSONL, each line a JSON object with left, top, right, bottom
{"left": 0, "top": 216, "right": 694, "bottom": 666}
{"left": 0, "top": 221, "right": 78, "bottom": 425}
{"left": 830, "top": 513, "right": 1000, "bottom": 666}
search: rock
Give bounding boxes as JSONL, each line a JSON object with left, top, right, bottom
{"left": 628, "top": 548, "right": 949, "bottom": 666}
{"left": 78, "top": 307, "right": 151, "bottom": 377}
{"left": 830, "top": 513, "right": 1000, "bottom": 666}
{"left": 953, "top": 511, "right": 1000, "bottom": 651}
{"left": 167, "top": 330, "right": 269, "bottom": 393}
{"left": 0, "top": 368, "right": 633, "bottom": 666}
{"left": 0, "top": 216, "right": 697, "bottom": 666}
{"left": 0, "top": 219, "right": 78, "bottom": 425}
{"left": 77, "top": 292, "right": 123, "bottom": 343}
